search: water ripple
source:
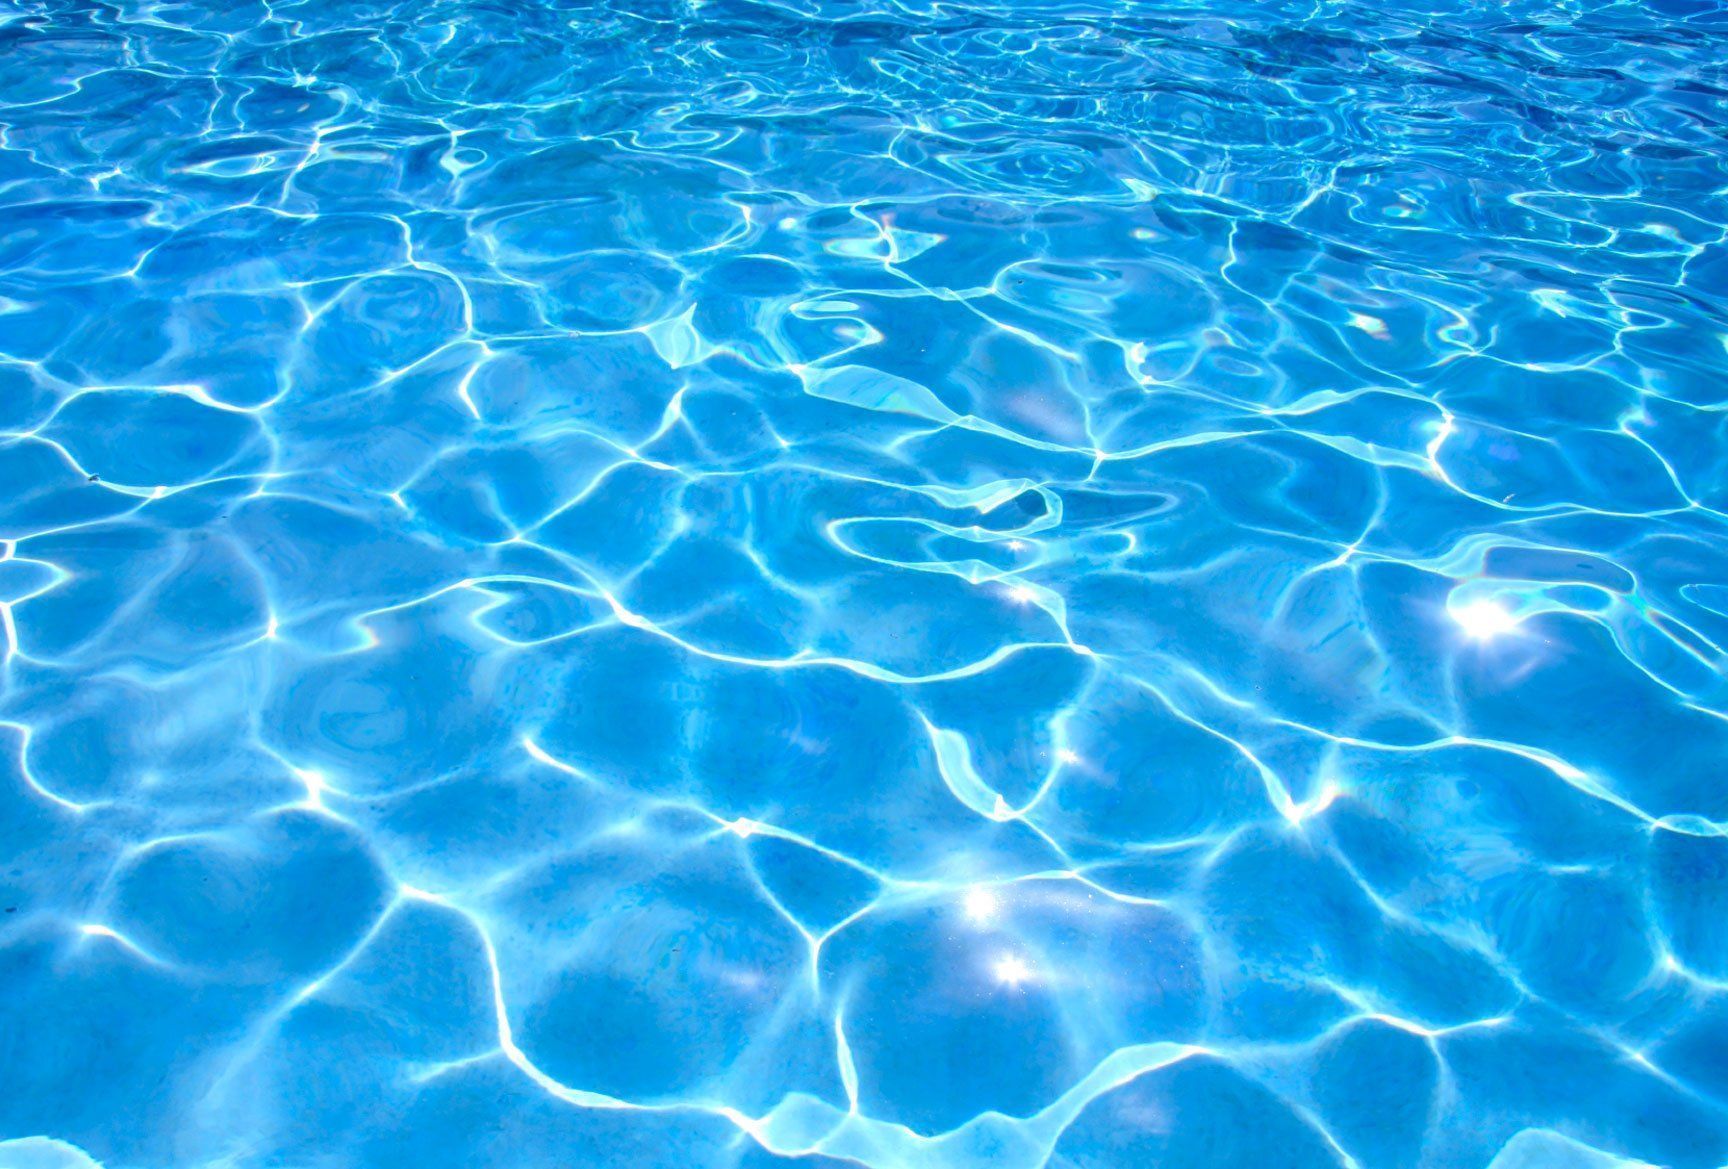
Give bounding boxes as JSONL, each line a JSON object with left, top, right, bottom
{"left": 3, "top": 0, "right": 1728, "bottom": 1166}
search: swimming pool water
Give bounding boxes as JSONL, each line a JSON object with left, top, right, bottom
{"left": 3, "top": 1, "right": 1728, "bottom": 1166}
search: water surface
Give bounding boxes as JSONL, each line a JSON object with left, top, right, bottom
{"left": 3, "top": 1, "right": 1728, "bottom": 1167}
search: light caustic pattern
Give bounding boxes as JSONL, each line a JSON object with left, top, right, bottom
{"left": 3, "top": 0, "right": 1728, "bottom": 1166}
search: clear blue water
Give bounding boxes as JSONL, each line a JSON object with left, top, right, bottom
{"left": 3, "top": 1, "right": 1728, "bottom": 1166}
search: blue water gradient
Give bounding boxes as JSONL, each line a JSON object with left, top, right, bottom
{"left": 3, "top": 0, "right": 1728, "bottom": 1166}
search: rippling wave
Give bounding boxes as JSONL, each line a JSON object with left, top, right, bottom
{"left": 3, "top": 0, "right": 1728, "bottom": 1166}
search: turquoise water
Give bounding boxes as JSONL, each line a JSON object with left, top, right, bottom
{"left": 3, "top": 1, "right": 1728, "bottom": 1166}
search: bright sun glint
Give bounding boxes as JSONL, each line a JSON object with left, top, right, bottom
{"left": 993, "top": 954, "right": 1032, "bottom": 986}
{"left": 963, "top": 886, "right": 999, "bottom": 924}
{"left": 1454, "top": 599, "right": 1520, "bottom": 640}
